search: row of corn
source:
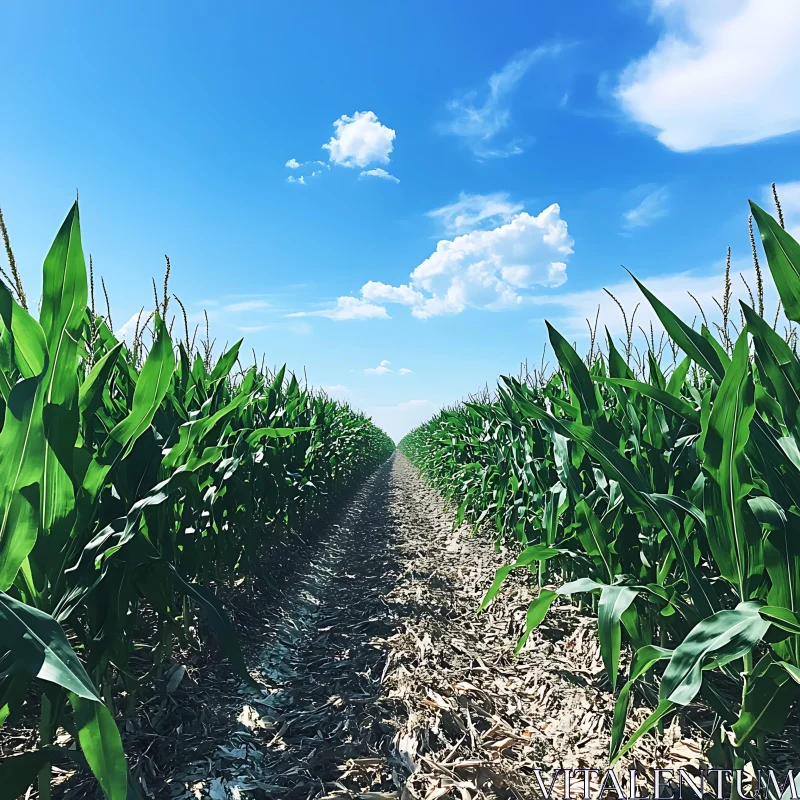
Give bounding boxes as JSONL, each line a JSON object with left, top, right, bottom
{"left": 399, "top": 199, "right": 800, "bottom": 783}
{"left": 0, "top": 203, "right": 394, "bottom": 798}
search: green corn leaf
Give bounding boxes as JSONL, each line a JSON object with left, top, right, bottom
{"left": 210, "top": 339, "right": 242, "bottom": 383}
{"left": 547, "top": 322, "right": 601, "bottom": 423}
{"left": 609, "top": 645, "right": 672, "bottom": 759}
{"left": 71, "top": 693, "right": 127, "bottom": 800}
{"left": 574, "top": 499, "right": 614, "bottom": 582}
{"left": 750, "top": 200, "right": 800, "bottom": 323}
{"left": 660, "top": 601, "right": 770, "bottom": 706}
{"left": 597, "top": 377, "right": 700, "bottom": 425}
{"left": 612, "top": 699, "right": 674, "bottom": 764}
{"left": 0, "top": 748, "right": 81, "bottom": 800}
{"left": 759, "top": 605, "right": 800, "bottom": 635}
{"left": 38, "top": 201, "right": 88, "bottom": 550}
{"left": 79, "top": 341, "right": 124, "bottom": 416}
{"left": 697, "top": 331, "right": 760, "bottom": 599}
{"left": 629, "top": 272, "right": 728, "bottom": 382}
{"left": 82, "top": 315, "right": 175, "bottom": 501}
{"left": 479, "top": 544, "right": 563, "bottom": 611}
{"left": 516, "top": 578, "right": 603, "bottom": 653}
{"left": 0, "top": 283, "right": 48, "bottom": 590}
{"left": 167, "top": 564, "right": 259, "bottom": 689}
{"left": 598, "top": 585, "right": 639, "bottom": 691}
{"left": 0, "top": 591, "right": 100, "bottom": 699}
{"left": 732, "top": 654, "right": 799, "bottom": 746}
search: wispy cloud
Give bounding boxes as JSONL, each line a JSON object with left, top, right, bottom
{"left": 224, "top": 299, "right": 271, "bottom": 312}
{"left": 321, "top": 384, "right": 349, "bottom": 395}
{"left": 364, "top": 359, "right": 393, "bottom": 375}
{"left": 440, "top": 44, "right": 565, "bottom": 158}
{"left": 237, "top": 321, "right": 313, "bottom": 336}
{"left": 622, "top": 185, "right": 670, "bottom": 233}
{"left": 287, "top": 296, "right": 390, "bottom": 321}
{"left": 427, "top": 192, "right": 524, "bottom": 236}
{"left": 359, "top": 168, "right": 399, "bottom": 183}
{"left": 616, "top": 0, "right": 800, "bottom": 151}
{"left": 398, "top": 367, "right": 412, "bottom": 375}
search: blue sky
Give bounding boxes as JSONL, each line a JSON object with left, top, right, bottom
{"left": 2, "top": 0, "right": 800, "bottom": 440}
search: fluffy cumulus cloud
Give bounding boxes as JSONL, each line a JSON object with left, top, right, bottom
{"left": 441, "top": 45, "right": 564, "bottom": 158}
{"left": 427, "top": 192, "right": 524, "bottom": 236}
{"left": 288, "top": 197, "right": 573, "bottom": 321}
{"left": 616, "top": 0, "right": 800, "bottom": 151}
{"left": 395, "top": 203, "right": 572, "bottom": 319}
{"left": 361, "top": 281, "right": 424, "bottom": 306}
{"left": 285, "top": 112, "right": 397, "bottom": 184}
{"left": 287, "top": 296, "right": 389, "bottom": 321}
{"left": 359, "top": 168, "right": 399, "bottom": 183}
{"left": 323, "top": 111, "right": 396, "bottom": 168}
{"left": 622, "top": 185, "right": 670, "bottom": 232}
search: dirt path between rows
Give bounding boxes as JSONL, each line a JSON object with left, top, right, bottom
{"left": 102, "top": 453, "right": 708, "bottom": 799}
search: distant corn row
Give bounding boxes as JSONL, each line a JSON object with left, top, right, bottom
{"left": 399, "top": 199, "right": 800, "bottom": 779}
{"left": 0, "top": 203, "right": 394, "bottom": 798}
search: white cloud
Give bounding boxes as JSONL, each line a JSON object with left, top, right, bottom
{"left": 223, "top": 299, "right": 271, "bottom": 312}
{"left": 616, "top": 0, "right": 800, "bottom": 151}
{"left": 366, "top": 399, "right": 438, "bottom": 443}
{"left": 116, "top": 310, "right": 146, "bottom": 341}
{"left": 622, "top": 186, "right": 670, "bottom": 232}
{"left": 398, "top": 367, "right": 412, "bottom": 375}
{"left": 286, "top": 175, "right": 306, "bottom": 185}
{"left": 364, "top": 203, "right": 572, "bottom": 319}
{"left": 285, "top": 158, "right": 301, "bottom": 168}
{"left": 296, "top": 200, "right": 573, "bottom": 321}
{"left": 428, "top": 192, "right": 524, "bottom": 236}
{"left": 764, "top": 182, "right": 800, "bottom": 240}
{"left": 441, "top": 45, "right": 564, "bottom": 158}
{"left": 323, "top": 111, "right": 396, "bottom": 168}
{"left": 364, "top": 359, "right": 393, "bottom": 376}
{"left": 359, "top": 168, "right": 400, "bottom": 183}
{"left": 361, "top": 281, "right": 424, "bottom": 306}
{"left": 321, "top": 384, "right": 349, "bottom": 395}
{"left": 237, "top": 321, "right": 313, "bottom": 336}
{"left": 287, "top": 296, "right": 390, "bottom": 321}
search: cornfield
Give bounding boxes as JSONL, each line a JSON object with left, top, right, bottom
{"left": 0, "top": 203, "right": 394, "bottom": 798}
{"left": 399, "top": 198, "right": 800, "bottom": 780}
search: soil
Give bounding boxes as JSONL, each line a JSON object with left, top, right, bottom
{"left": 18, "top": 453, "right": 714, "bottom": 799}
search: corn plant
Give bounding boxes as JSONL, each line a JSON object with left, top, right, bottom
{"left": 0, "top": 203, "right": 394, "bottom": 799}
{"left": 399, "top": 198, "right": 800, "bottom": 782}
